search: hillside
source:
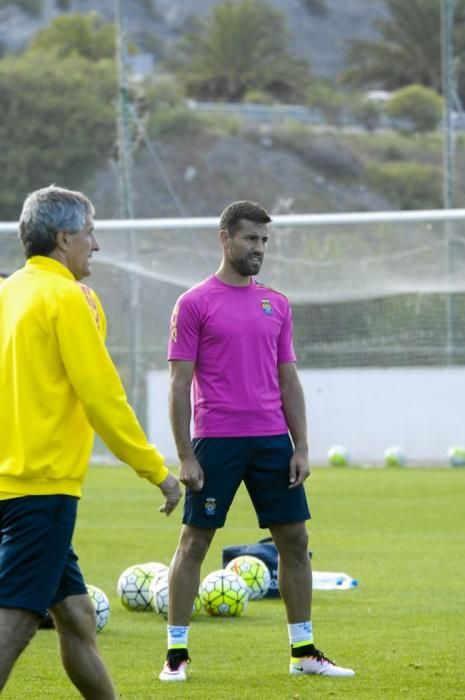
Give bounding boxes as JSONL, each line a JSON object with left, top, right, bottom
{"left": 1, "top": 0, "right": 385, "bottom": 78}
{"left": 1, "top": 0, "right": 452, "bottom": 219}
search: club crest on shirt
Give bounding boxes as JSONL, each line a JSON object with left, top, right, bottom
{"left": 261, "top": 298, "right": 273, "bottom": 316}
{"left": 170, "top": 302, "right": 179, "bottom": 342}
{"left": 204, "top": 497, "right": 216, "bottom": 516}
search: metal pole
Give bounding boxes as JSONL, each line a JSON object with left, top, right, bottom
{"left": 440, "top": 0, "right": 455, "bottom": 364}
{"left": 114, "top": 0, "right": 142, "bottom": 413}
{"left": 441, "top": 0, "right": 455, "bottom": 209}
{"left": 114, "top": 0, "right": 134, "bottom": 220}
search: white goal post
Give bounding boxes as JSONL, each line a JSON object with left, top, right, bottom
{"left": 2, "top": 208, "right": 465, "bottom": 464}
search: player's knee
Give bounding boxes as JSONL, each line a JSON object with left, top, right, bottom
{"left": 272, "top": 524, "right": 309, "bottom": 562}
{"left": 178, "top": 529, "right": 213, "bottom": 563}
{"left": 51, "top": 595, "right": 97, "bottom": 640}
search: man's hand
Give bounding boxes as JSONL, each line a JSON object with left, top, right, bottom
{"left": 288, "top": 448, "right": 310, "bottom": 489}
{"left": 179, "top": 457, "right": 204, "bottom": 492}
{"left": 158, "top": 473, "right": 182, "bottom": 515}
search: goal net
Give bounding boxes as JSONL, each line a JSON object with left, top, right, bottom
{"left": 88, "top": 211, "right": 465, "bottom": 383}
{"left": 2, "top": 209, "right": 465, "bottom": 462}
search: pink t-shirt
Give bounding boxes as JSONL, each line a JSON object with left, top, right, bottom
{"left": 168, "top": 275, "right": 296, "bottom": 437}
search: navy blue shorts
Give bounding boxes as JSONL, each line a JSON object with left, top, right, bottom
{"left": 183, "top": 434, "right": 311, "bottom": 529}
{"left": 0, "top": 495, "right": 87, "bottom": 616}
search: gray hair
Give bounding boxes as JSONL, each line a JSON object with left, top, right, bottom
{"left": 18, "top": 185, "right": 95, "bottom": 258}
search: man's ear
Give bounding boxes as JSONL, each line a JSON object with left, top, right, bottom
{"left": 55, "top": 230, "right": 68, "bottom": 252}
{"left": 219, "top": 228, "right": 230, "bottom": 247}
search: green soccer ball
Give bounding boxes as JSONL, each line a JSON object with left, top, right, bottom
{"left": 384, "top": 446, "right": 406, "bottom": 467}
{"left": 225, "top": 555, "right": 270, "bottom": 600}
{"left": 327, "top": 445, "right": 350, "bottom": 466}
{"left": 200, "top": 569, "right": 249, "bottom": 617}
{"left": 448, "top": 445, "right": 465, "bottom": 467}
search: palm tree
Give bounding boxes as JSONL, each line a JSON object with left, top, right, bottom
{"left": 169, "top": 0, "right": 311, "bottom": 102}
{"left": 342, "top": 0, "right": 465, "bottom": 98}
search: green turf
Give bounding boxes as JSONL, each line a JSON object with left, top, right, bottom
{"left": 3, "top": 465, "right": 465, "bottom": 699}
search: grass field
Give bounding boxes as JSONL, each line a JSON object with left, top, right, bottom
{"left": 3, "top": 465, "right": 465, "bottom": 699}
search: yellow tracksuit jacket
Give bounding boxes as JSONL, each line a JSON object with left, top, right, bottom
{"left": 0, "top": 255, "right": 168, "bottom": 497}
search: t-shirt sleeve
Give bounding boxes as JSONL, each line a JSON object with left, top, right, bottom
{"left": 168, "top": 294, "right": 200, "bottom": 361}
{"left": 55, "top": 285, "right": 168, "bottom": 485}
{"left": 277, "top": 300, "right": 297, "bottom": 364}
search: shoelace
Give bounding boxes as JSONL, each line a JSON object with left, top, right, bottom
{"left": 307, "top": 645, "right": 336, "bottom": 666}
{"left": 167, "top": 654, "right": 190, "bottom": 671}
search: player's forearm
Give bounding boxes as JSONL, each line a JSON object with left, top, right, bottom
{"left": 281, "top": 378, "right": 309, "bottom": 452}
{"left": 169, "top": 385, "right": 195, "bottom": 461}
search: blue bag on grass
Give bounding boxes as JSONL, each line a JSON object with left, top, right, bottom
{"left": 222, "top": 537, "right": 312, "bottom": 598}
{"left": 222, "top": 537, "right": 280, "bottom": 597}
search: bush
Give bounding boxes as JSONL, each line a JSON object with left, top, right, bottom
{"left": 143, "top": 76, "right": 204, "bottom": 138}
{"left": 353, "top": 98, "right": 382, "bottom": 131}
{"left": 367, "top": 161, "right": 441, "bottom": 209}
{"left": 306, "top": 81, "right": 351, "bottom": 125}
{"left": 386, "top": 84, "right": 443, "bottom": 133}
{"left": 148, "top": 104, "right": 204, "bottom": 139}
{"left": 242, "top": 89, "right": 274, "bottom": 105}
{"left": 0, "top": 51, "right": 116, "bottom": 219}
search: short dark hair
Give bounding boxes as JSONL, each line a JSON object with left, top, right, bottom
{"left": 18, "top": 185, "right": 94, "bottom": 258}
{"left": 219, "top": 200, "right": 272, "bottom": 236}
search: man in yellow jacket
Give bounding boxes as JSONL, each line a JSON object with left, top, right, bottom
{"left": 0, "top": 185, "right": 181, "bottom": 698}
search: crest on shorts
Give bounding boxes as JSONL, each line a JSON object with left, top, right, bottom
{"left": 261, "top": 298, "right": 273, "bottom": 316}
{"left": 204, "top": 497, "right": 216, "bottom": 516}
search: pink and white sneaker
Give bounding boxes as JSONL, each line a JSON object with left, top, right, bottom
{"left": 290, "top": 645, "right": 354, "bottom": 677}
{"left": 159, "top": 653, "right": 190, "bottom": 682}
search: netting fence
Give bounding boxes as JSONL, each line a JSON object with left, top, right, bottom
{"left": 2, "top": 209, "right": 465, "bottom": 428}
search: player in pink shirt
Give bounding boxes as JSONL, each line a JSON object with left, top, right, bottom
{"left": 160, "top": 201, "right": 354, "bottom": 682}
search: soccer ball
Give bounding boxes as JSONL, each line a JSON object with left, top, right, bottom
{"left": 116, "top": 564, "right": 154, "bottom": 611}
{"left": 150, "top": 574, "right": 169, "bottom": 616}
{"left": 199, "top": 569, "right": 249, "bottom": 617}
{"left": 448, "top": 445, "right": 465, "bottom": 467}
{"left": 150, "top": 573, "right": 202, "bottom": 619}
{"left": 140, "top": 561, "right": 168, "bottom": 586}
{"left": 225, "top": 555, "right": 271, "bottom": 600}
{"left": 327, "top": 445, "right": 350, "bottom": 466}
{"left": 384, "top": 446, "right": 406, "bottom": 467}
{"left": 87, "top": 584, "right": 110, "bottom": 632}
{"left": 191, "top": 592, "right": 202, "bottom": 618}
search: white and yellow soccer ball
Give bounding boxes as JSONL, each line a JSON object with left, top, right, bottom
{"left": 327, "top": 445, "right": 350, "bottom": 466}
{"left": 140, "top": 561, "right": 168, "bottom": 586}
{"left": 116, "top": 564, "right": 154, "bottom": 611}
{"left": 87, "top": 584, "right": 110, "bottom": 632}
{"left": 199, "top": 569, "right": 249, "bottom": 617}
{"left": 448, "top": 445, "right": 465, "bottom": 467}
{"left": 225, "top": 555, "right": 271, "bottom": 600}
{"left": 150, "top": 573, "right": 202, "bottom": 619}
{"left": 384, "top": 446, "right": 406, "bottom": 467}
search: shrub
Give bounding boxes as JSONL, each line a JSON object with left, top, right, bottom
{"left": 353, "top": 98, "right": 382, "bottom": 131}
{"left": 367, "top": 161, "right": 441, "bottom": 209}
{"left": 386, "top": 84, "right": 443, "bottom": 133}
{"left": 306, "top": 81, "right": 351, "bottom": 125}
{"left": 242, "top": 89, "right": 274, "bottom": 105}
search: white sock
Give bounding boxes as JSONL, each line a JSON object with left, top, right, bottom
{"left": 167, "top": 625, "right": 189, "bottom": 648}
{"left": 288, "top": 621, "right": 313, "bottom": 646}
